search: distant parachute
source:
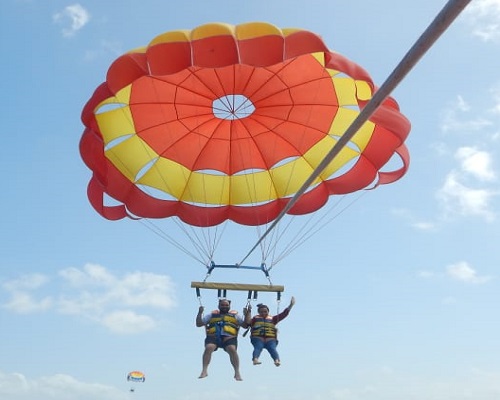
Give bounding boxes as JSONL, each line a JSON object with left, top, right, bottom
{"left": 127, "top": 371, "right": 145, "bottom": 392}
{"left": 127, "top": 370, "right": 145, "bottom": 382}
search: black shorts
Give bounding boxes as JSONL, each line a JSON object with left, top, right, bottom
{"left": 205, "top": 335, "right": 238, "bottom": 350}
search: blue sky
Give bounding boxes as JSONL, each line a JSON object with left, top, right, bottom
{"left": 1, "top": 0, "right": 500, "bottom": 399}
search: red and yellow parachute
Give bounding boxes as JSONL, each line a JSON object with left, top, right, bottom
{"left": 80, "top": 22, "right": 410, "bottom": 231}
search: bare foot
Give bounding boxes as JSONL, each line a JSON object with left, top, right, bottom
{"left": 234, "top": 374, "right": 243, "bottom": 381}
{"left": 198, "top": 372, "right": 208, "bottom": 379}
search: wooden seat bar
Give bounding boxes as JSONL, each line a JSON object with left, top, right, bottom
{"left": 191, "top": 281, "right": 284, "bottom": 292}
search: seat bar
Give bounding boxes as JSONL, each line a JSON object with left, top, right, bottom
{"left": 191, "top": 281, "right": 284, "bottom": 292}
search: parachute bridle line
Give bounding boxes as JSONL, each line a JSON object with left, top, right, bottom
{"left": 138, "top": 218, "right": 207, "bottom": 265}
{"left": 267, "top": 191, "right": 366, "bottom": 269}
{"left": 238, "top": 0, "right": 472, "bottom": 266}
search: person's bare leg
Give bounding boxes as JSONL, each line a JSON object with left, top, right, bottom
{"left": 225, "top": 345, "right": 242, "bottom": 381}
{"left": 199, "top": 344, "right": 216, "bottom": 378}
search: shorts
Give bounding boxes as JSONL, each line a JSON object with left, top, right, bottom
{"left": 205, "top": 335, "right": 238, "bottom": 350}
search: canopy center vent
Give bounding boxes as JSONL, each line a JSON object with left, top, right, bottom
{"left": 212, "top": 94, "right": 255, "bottom": 120}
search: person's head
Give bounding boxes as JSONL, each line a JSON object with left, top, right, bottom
{"left": 257, "top": 303, "right": 269, "bottom": 317}
{"left": 218, "top": 299, "right": 231, "bottom": 313}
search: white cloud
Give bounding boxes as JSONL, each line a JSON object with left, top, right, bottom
{"left": 430, "top": 141, "right": 450, "bottom": 157}
{"left": 410, "top": 95, "right": 499, "bottom": 228}
{"left": 84, "top": 40, "right": 124, "bottom": 62}
{"left": 489, "top": 85, "right": 500, "bottom": 114}
{"left": 391, "top": 208, "right": 437, "bottom": 231}
{"left": 455, "top": 146, "right": 496, "bottom": 181}
{"left": 464, "top": 0, "right": 500, "bottom": 42}
{"left": 1, "top": 274, "right": 52, "bottom": 313}
{"left": 411, "top": 221, "right": 436, "bottom": 231}
{"left": 101, "top": 310, "right": 157, "bottom": 334}
{"left": 440, "top": 96, "right": 492, "bottom": 133}
{"left": 53, "top": 4, "right": 90, "bottom": 37}
{"left": 437, "top": 171, "right": 496, "bottom": 222}
{"left": 456, "top": 95, "right": 470, "bottom": 112}
{"left": 438, "top": 91, "right": 500, "bottom": 143}
{"left": 0, "top": 371, "right": 127, "bottom": 400}
{"left": 446, "top": 261, "right": 491, "bottom": 284}
{"left": 58, "top": 264, "right": 177, "bottom": 309}
{"left": 416, "top": 270, "right": 435, "bottom": 279}
{"left": 2, "top": 273, "right": 49, "bottom": 291}
{"left": 415, "top": 264, "right": 493, "bottom": 285}
{"left": 435, "top": 94, "right": 499, "bottom": 223}
{"left": 324, "top": 366, "right": 500, "bottom": 400}
{"left": 59, "top": 264, "right": 115, "bottom": 287}
{"left": 1, "top": 264, "right": 177, "bottom": 334}
{"left": 2, "top": 291, "right": 52, "bottom": 314}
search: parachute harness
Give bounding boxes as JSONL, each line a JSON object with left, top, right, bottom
{"left": 192, "top": 282, "right": 285, "bottom": 332}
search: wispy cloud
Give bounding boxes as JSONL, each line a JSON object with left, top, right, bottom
{"left": 53, "top": 4, "right": 90, "bottom": 37}
{"left": 437, "top": 170, "right": 496, "bottom": 221}
{"left": 435, "top": 94, "right": 499, "bottom": 222}
{"left": 489, "top": 84, "right": 500, "bottom": 115}
{"left": 0, "top": 370, "right": 125, "bottom": 400}
{"left": 437, "top": 145, "right": 497, "bottom": 222}
{"left": 2, "top": 274, "right": 52, "bottom": 313}
{"left": 440, "top": 96, "right": 493, "bottom": 134}
{"left": 416, "top": 270, "right": 436, "bottom": 279}
{"left": 455, "top": 146, "right": 496, "bottom": 181}
{"left": 464, "top": 0, "right": 500, "bottom": 42}
{"left": 2, "top": 273, "right": 49, "bottom": 291}
{"left": 393, "top": 146, "right": 500, "bottom": 227}
{"left": 58, "top": 264, "right": 176, "bottom": 309}
{"left": 417, "top": 261, "right": 492, "bottom": 284}
{"left": 101, "top": 310, "right": 157, "bottom": 334}
{"left": 395, "top": 91, "right": 499, "bottom": 229}
{"left": 325, "top": 365, "right": 500, "bottom": 400}
{"left": 84, "top": 40, "right": 124, "bottom": 62}
{"left": 2, "top": 291, "right": 53, "bottom": 314}
{"left": 446, "top": 261, "right": 492, "bottom": 284}
{"left": 1, "top": 264, "right": 177, "bottom": 334}
{"left": 391, "top": 208, "right": 438, "bottom": 231}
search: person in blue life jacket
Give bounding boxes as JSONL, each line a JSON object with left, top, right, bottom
{"left": 196, "top": 299, "right": 252, "bottom": 381}
{"left": 249, "top": 296, "right": 295, "bottom": 366}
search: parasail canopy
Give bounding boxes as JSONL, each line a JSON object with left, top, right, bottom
{"left": 127, "top": 370, "right": 145, "bottom": 383}
{"left": 80, "top": 21, "right": 411, "bottom": 230}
